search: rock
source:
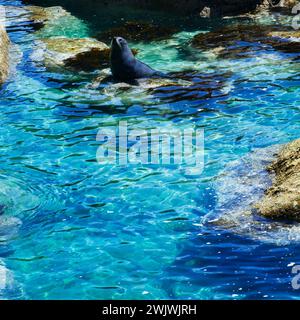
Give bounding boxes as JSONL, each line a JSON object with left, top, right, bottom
{"left": 203, "top": 145, "right": 292, "bottom": 243}
{"left": 96, "top": 21, "right": 178, "bottom": 43}
{"left": 192, "top": 24, "right": 270, "bottom": 59}
{"left": 31, "top": 37, "right": 110, "bottom": 71}
{"left": 0, "top": 26, "right": 9, "bottom": 84}
{"left": 265, "top": 30, "right": 300, "bottom": 53}
{"left": 25, "top": 5, "right": 70, "bottom": 30}
{"left": 92, "top": 68, "right": 193, "bottom": 89}
{"left": 268, "top": 29, "right": 300, "bottom": 43}
{"left": 255, "top": 139, "right": 300, "bottom": 221}
{"left": 278, "top": 0, "right": 299, "bottom": 9}
{"left": 192, "top": 24, "right": 300, "bottom": 59}
{"left": 88, "top": 68, "right": 196, "bottom": 106}
{"left": 25, "top": 5, "right": 89, "bottom": 38}
{"left": 252, "top": 0, "right": 299, "bottom": 15}
{"left": 200, "top": 7, "right": 212, "bottom": 18}
{"left": 202, "top": 145, "right": 300, "bottom": 244}
{"left": 90, "top": 69, "right": 230, "bottom": 111}
{"left": 255, "top": 0, "right": 273, "bottom": 12}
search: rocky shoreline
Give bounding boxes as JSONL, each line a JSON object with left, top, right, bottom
{"left": 255, "top": 139, "right": 300, "bottom": 221}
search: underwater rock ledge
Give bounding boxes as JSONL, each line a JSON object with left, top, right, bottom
{"left": 255, "top": 139, "right": 300, "bottom": 221}
{"left": 203, "top": 144, "right": 300, "bottom": 244}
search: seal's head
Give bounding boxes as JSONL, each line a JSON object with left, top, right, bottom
{"left": 111, "top": 37, "right": 128, "bottom": 50}
{"left": 110, "top": 36, "right": 137, "bottom": 80}
{"left": 111, "top": 37, "right": 134, "bottom": 61}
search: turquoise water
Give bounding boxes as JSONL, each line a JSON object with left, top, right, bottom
{"left": 1, "top": 0, "right": 300, "bottom": 299}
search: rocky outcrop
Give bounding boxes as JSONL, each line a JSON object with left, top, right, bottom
{"left": 90, "top": 69, "right": 229, "bottom": 109}
{"left": 31, "top": 37, "right": 110, "bottom": 71}
{"left": 25, "top": 5, "right": 70, "bottom": 29}
{"left": 192, "top": 24, "right": 300, "bottom": 59}
{"left": 0, "top": 26, "right": 9, "bottom": 84}
{"left": 278, "top": 0, "right": 299, "bottom": 9}
{"left": 25, "top": 5, "right": 118, "bottom": 71}
{"left": 203, "top": 144, "right": 300, "bottom": 244}
{"left": 25, "top": 5, "right": 89, "bottom": 38}
{"left": 255, "top": 139, "right": 300, "bottom": 220}
{"left": 203, "top": 145, "right": 291, "bottom": 243}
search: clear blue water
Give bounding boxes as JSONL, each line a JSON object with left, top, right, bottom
{"left": 1, "top": 0, "right": 300, "bottom": 300}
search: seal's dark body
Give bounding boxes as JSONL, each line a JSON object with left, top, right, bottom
{"left": 110, "top": 37, "right": 161, "bottom": 80}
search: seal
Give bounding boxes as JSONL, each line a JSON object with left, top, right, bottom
{"left": 110, "top": 37, "right": 164, "bottom": 81}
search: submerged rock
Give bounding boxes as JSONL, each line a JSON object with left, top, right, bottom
{"left": 96, "top": 21, "right": 178, "bottom": 43}
{"left": 31, "top": 37, "right": 110, "bottom": 71}
{"left": 255, "top": 139, "right": 300, "bottom": 221}
{"left": 192, "top": 24, "right": 300, "bottom": 59}
{"left": 0, "top": 26, "right": 9, "bottom": 84}
{"left": 25, "top": 5, "right": 89, "bottom": 38}
{"left": 25, "top": 5, "right": 70, "bottom": 30}
{"left": 91, "top": 68, "right": 193, "bottom": 101}
{"left": 203, "top": 145, "right": 300, "bottom": 244}
{"left": 204, "top": 139, "right": 300, "bottom": 242}
{"left": 266, "top": 31, "right": 300, "bottom": 53}
{"left": 88, "top": 69, "right": 231, "bottom": 113}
